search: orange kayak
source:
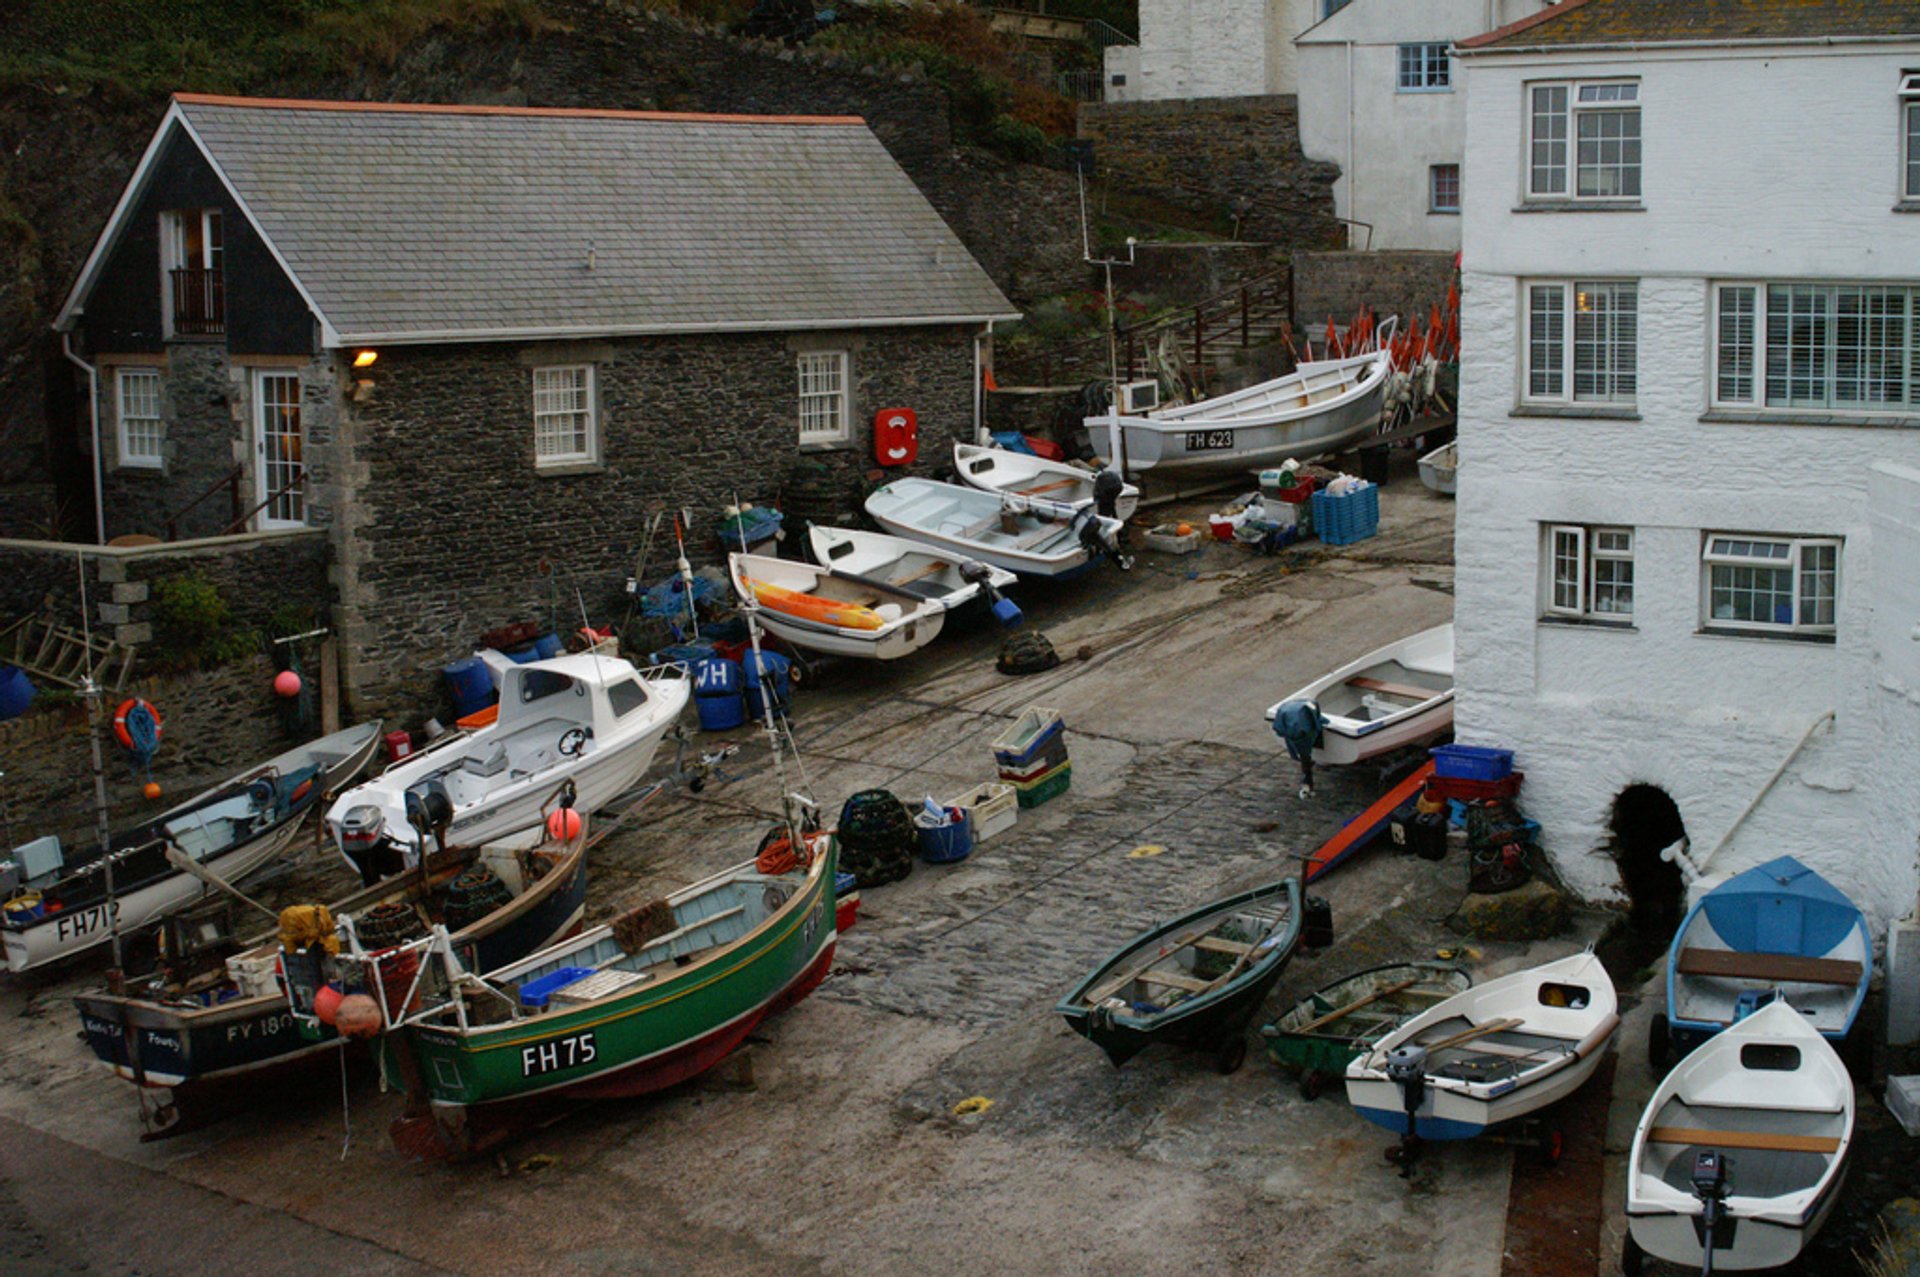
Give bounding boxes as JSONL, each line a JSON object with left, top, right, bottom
{"left": 746, "top": 578, "right": 886, "bottom": 630}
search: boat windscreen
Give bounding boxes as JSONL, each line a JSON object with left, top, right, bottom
{"left": 518, "top": 670, "right": 582, "bottom": 704}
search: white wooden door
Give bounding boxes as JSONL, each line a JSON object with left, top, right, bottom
{"left": 253, "top": 370, "right": 305, "bottom": 528}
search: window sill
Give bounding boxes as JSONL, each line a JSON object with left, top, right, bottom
{"left": 113, "top": 462, "right": 166, "bottom": 475}
{"left": 1428, "top": 208, "right": 1460, "bottom": 216}
{"left": 1397, "top": 87, "right": 1454, "bottom": 95}
{"left": 163, "top": 333, "right": 226, "bottom": 344}
{"left": 1700, "top": 409, "right": 1920, "bottom": 430}
{"left": 1511, "top": 405, "right": 1640, "bottom": 421}
{"left": 1695, "top": 626, "right": 1835, "bottom": 647}
{"left": 1511, "top": 201, "right": 1644, "bottom": 214}
{"left": 799, "top": 439, "right": 855, "bottom": 454}
{"left": 1894, "top": 200, "right": 1920, "bottom": 214}
{"left": 1539, "top": 615, "right": 1635, "bottom": 632}
{"left": 534, "top": 460, "right": 605, "bottom": 477}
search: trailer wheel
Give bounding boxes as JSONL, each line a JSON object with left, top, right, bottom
{"left": 1647, "top": 1014, "right": 1670, "bottom": 1074}
{"left": 1298, "top": 1069, "right": 1324, "bottom": 1101}
{"left": 1621, "top": 1232, "right": 1644, "bottom": 1277}
{"left": 1214, "top": 1035, "right": 1247, "bottom": 1075}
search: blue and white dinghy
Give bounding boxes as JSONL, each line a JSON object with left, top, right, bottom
{"left": 865, "top": 477, "right": 1129, "bottom": 578}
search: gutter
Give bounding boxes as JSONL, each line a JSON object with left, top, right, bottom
{"left": 1459, "top": 33, "right": 1920, "bottom": 58}
{"left": 61, "top": 332, "right": 107, "bottom": 546}
{"left": 329, "top": 312, "right": 1026, "bottom": 348}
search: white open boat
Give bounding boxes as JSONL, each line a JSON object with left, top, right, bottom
{"left": 864, "top": 477, "right": 1128, "bottom": 578}
{"left": 952, "top": 442, "right": 1140, "bottom": 522}
{"left": 808, "top": 525, "right": 1017, "bottom": 603}
{"left": 728, "top": 551, "right": 949, "bottom": 660}
{"left": 1417, "top": 441, "right": 1457, "bottom": 496}
{"left": 1626, "top": 1000, "right": 1852, "bottom": 1273}
{"left": 1, "top": 721, "right": 384, "bottom": 973}
{"left": 1263, "top": 623, "right": 1453, "bottom": 765}
{"left": 1345, "top": 951, "right": 1619, "bottom": 1146}
{"left": 325, "top": 653, "right": 688, "bottom": 871}
{"left": 1090, "top": 348, "right": 1392, "bottom": 475}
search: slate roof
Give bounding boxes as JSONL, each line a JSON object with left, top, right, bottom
{"left": 69, "top": 95, "right": 1017, "bottom": 344}
{"left": 1462, "top": 0, "right": 1920, "bottom": 49}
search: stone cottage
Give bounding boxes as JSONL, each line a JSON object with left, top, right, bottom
{"left": 53, "top": 94, "right": 1017, "bottom": 717}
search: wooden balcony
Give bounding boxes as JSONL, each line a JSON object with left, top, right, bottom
{"left": 168, "top": 267, "right": 225, "bottom": 335}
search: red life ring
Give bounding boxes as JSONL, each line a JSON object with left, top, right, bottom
{"left": 113, "top": 698, "right": 163, "bottom": 751}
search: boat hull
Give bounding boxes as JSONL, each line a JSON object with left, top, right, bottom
{"left": 1314, "top": 700, "right": 1454, "bottom": 765}
{"left": 1417, "top": 442, "right": 1457, "bottom": 496}
{"left": 1264, "top": 623, "right": 1455, "bottom": 766}
{"left": 748, "top": 606, "right": 945, "bottom": 659}
{"left": 1347, "top": 1043, "right": 1607, "bottom": 1140}
{"left": 1097, "top": 366, "right": 1388, "bottom": 475}
{"left": 864, "top": 478, "right": 1120, "bottom": 579}
{"left": 1628, "top": 1177, "right": 1842, "bottom": 1273}
{"left": 952, "top": 443, "right": 1141, "bottom": 522}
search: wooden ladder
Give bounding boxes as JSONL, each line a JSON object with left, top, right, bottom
{"left": 1, "top": 616, "right": 137, "bottom": 692}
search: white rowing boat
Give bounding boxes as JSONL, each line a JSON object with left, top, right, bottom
{"left": 1090, "top": 348, "right": 1392, "bottom": 475}
{"left": 864, "top": 477, "right": 1128, "bottom": 578}
{"left": 1626, "top": 1000, "right": 1852, "bottom": 1273}
{"left": 1264, "top": 623, "right": 1453, "bottom": 765}
{"left": 952, "top": 442, "right": 1140, "bottom": 522}
{"left": 728, "top": 551, "right": 949, "bottom": 660}
{"left": 807, "top": 526, "right": 1017, "bottom": 603}
{"left": 1417, "top": 441, "right": 1457, "bottom": 496}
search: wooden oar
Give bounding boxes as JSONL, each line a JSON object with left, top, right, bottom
{"left": 1294, "top": 978, "right": 1422, "bottom": 1035}
{"left": 1417, "top": 1016, "right": 1524, "bottom": 1054}
{"left": 165, "top": 845, "right": 277, "bottom": 919}
{"left": 824, "top": 568, "right": 942, "bottom": 604}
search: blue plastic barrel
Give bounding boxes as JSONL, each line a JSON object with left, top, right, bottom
{"left": 532, "top": 632, "right": 564, "bottom": 660}
{"left": 443, "top": 657, "right": 494, "bottom": 719}
{"left": 0, "top": 666, "right": 34, "bottom": 721}
{"left": 692, "top": 657, "right": 746, "bottom": 731}
{"left": 916, "top": 811, "right": 974, "bottom": 864}
{"left": 743, "top": 651, "right": 792, "bottom": 720}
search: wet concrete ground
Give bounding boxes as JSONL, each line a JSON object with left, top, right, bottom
{"left": 3, "top": 459, "right": 1891, "bottom": 1275}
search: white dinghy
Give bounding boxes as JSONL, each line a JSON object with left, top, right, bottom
{"left": 952, "top": 442, "right": 1140, "bottom": 522}
{"left": 864, "top": 477, "right": 1129, "bottom": 579}
{"left": 1346, "top": 952, "right": 1618, "bottom": 1156}
{"left": 1625, "top": 1000, "right": 1852, "bottom": 1274}
{"left": 1264, "top": 623, "right": 1453, "bottom": 765}
{"left": 1091, "top": 347, "right": 1392, "bottom": 476}
{"left": 325, "top": 653, "right": 688, "bottom": 874}
{"left": 1417, "top": 441, "right": 1457, "bottom": 496}
{"left": 728, "top": 551, "right": 948, "bottom": 660}
{"left": 808, "top": 525, "right": 1017, "bottom": 604}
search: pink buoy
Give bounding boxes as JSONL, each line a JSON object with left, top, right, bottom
{"left": 273, "top": 670, "right": 302, "bottom": 698}
{"left": 546, "top": 808, "right": 584, "bottom": 842}
{"left": 313, "top": 983, "right": 344, "bottom": 1027}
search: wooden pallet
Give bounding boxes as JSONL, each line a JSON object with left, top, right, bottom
{"left": 0, "top": 616, "right": 137, "bottom": 692}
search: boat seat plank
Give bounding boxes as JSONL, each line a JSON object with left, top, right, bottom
{"left": 1192, "top": 936, "right": 1254, "bottom": 956}
{"left": 1014, "top": 478, "right": 1081, "bottom": 497}
{"left": 1675, "top": 947, "right": 1864, "bottom": 987}
{"left": 1140, "top": 969, "right": 1215, "bottom": 994}
{"left": 1346, "top": 677, "right": 1437, "bottom": 701}
{"left": 1417, "top": 1016, "right": 1525, "bottom": 1053}
{"left": 1646, "top": 1125, "right": 1842, "bottom": 1155}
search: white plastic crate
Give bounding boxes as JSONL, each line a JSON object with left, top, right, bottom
{"left": 1889, "top": 1075, "right": 1920, "bottom": 1137}
{"left": 947, "top": 781, "right": 1017, "bottom": 843}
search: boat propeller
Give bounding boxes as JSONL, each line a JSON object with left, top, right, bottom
{"left": 1385, "top": 1043, "right": 1429, "bottom": 1176}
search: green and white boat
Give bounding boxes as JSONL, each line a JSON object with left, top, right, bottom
{"left": 368, "top": 832, "right": 838, "bottom": 1157}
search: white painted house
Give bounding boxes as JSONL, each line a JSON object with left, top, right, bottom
{"left": 1118, "top": 0, "right": 1316, "bottom": 103}
{"left": 1450, "top": 0, "right": 1920, "bottom": 945}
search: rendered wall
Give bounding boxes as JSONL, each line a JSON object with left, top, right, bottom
{"left": 1133, "top": 0, "right": 1315, "bottom": 100}
{"left": 1451, "top": 43, "right": 1920, "bottom": 936}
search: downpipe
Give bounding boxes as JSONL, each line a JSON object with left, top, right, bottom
{"left": 61, "top": 332, "right": 107, "bottom": 545}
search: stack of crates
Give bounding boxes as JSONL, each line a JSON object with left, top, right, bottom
{"left": 991, "top": 705, "right": 1071, "bottom": 808}
{"left": 1310, "top": 482, "right": 1380, "bottom": 546}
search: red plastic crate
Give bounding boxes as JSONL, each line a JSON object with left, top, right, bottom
{"left": 1425, "top": 770, "right": 1525, "bottom": 802}
{"left": 1276, "top": 478, "right": 1317, "bottom": 504}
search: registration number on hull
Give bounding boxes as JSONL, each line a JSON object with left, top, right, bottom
{"left": 520, "top": 1030, "right": 597, "bottom": 1078}
{"left": 1183, "top": 430, "right": 1234, "bottom": 452}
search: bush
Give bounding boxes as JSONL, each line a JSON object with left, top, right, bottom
{"left": 151, "top": 574, "right": 259, "bottom": 668}
{"left": 984, "top": 113, "right": 1049, "bottom": 163}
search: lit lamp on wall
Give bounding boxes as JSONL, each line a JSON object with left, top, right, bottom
{"left": 350, "top": 348, "right": 378, "bottom": 402}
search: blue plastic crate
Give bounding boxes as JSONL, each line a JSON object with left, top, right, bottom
{"left": 1310, "top": 485, "right": 1380, "bottom": 546}
{"left": 518, "top": 967, "right": 596, "bottom": 1008}
{"left": 1432, "top": 744, "right": 1515, "bottom": 782}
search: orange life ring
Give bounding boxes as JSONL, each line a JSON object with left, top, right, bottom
{"left": 113, "top": 698, "right": 163, "bottom": 751}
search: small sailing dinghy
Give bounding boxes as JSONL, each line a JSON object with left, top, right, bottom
{"left": 73, "top": 783, "right": 591, "bottom": 1133}
{"left": 1264, "top": 623, "right": 1453, "bottom": 766}
{"left": 326, "top": 653, "right": 688, "bottom": 873}
{"left": 952, "top": 442, "right": 1140, "bottom": 522}
{"left": 1652, "top": 855, "right": 1870, "bottom": 1071}
{"left": 1057, "top": 873, "right": 1303, "bottom": 1074}
{"left": 1090, "top": 346, "right": 1392, "bottom": 475}
{"left": 0, "top": 721, "right": 383, "bottom": 973}
{"left": 1417, "top": 441, "right": 1457, "bottom": 496}
{"left": 1345, "top": 952, "right": 1618, "bottom": 1161}
{"left": 1262, "top": 962, "right": 1472, "bottom": 1100}
{"left": 728, "top": 550, "right": 950, "bottom": 660}
{"left": 1625, "top": 1000, "right": 1852, "bottom": 1274}
{"left": 865, "top": 477, "right": 1129, "bottom": 578}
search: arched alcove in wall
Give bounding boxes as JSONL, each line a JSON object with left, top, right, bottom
{"left": 1609, "top": 783, "right": 1688, "bottom": 945}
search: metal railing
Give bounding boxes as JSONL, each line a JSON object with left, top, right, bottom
{"left": 1116, "top": 268, "right": 1294, "bottom": 381}
{"left": 168, "top": 267, "right": 225, "bottom": 335}
{"left": 221, "top": 470, "right": 306, "bottom": 536}
{"left": 164, "top": 464, "right": 243, "bottom": 541}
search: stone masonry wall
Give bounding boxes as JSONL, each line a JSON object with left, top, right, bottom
{"left": 1076, "top": 96, "right": 1342, "bottom": 248}
{"left": 328, "top": 325, "right": 976, "bottom": 725}
{"left": 1291, "top": 250, "right": 1457, "bottom": 332}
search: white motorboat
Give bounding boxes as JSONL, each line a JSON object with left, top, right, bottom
{"left": 325, "top": 653, "right": 688, "bottom": 873}
{"left": 1345, "top": 952, "right": 1619, "bottom": 1147}
{"left": 808, "top": 525, "right": 1017, "bottom": 603}
{"left": 1090, "top": 348, "right": 1392, "bottom": 475}
{"left": 729, "top": 551, "right": 949, "bottom": 660}
{"left": 0, "top": 721, "right": 384, "bottom": 973}
{"left": 1417, "top": 440, "right": 1457, "bottom": 496}
{"left": 1263, "top": 623, "right": 1453, "bottom": 765}
{"left": 952, "top": 442, "right": 1140, "bottom": 522}
{"left": 864, "top": 477, "right": 1129, "bottom": 578}
{"left": 1626, "top": 1000, "right": 1852, "bottom": 1273}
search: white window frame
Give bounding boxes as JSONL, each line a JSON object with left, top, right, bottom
{"left": 1397, "top": 44, "right": 1450, "bottom": 93}
{"left": 531, "top": 364, "right": 597, "bottom": 467}
{"left": 1701, "top": 534, "right": 1840, "bottom": 637}
{"left": 797, "top": 350, "right": 850, "bottom": 445}
{"left": 1527, "top": 80, "right": 1640, "bottom": 201}
{"left": 1712, "top": 281, "right": 1919, "bottom": 414}
{"left": 1543, "top": 524, "right": 1633, "bottom": 621}
{"left": 114, "top": 368, "right": 164, "bottom": 470}
{"left": 1523, "top": 280, "right": 1638, "bottom": 406}
{"left": 160, "top": 208, "right": 224, "bottom": 338}
{"left": 1430, "top": 163, "right": 1461, "bottom": 213}
{"left": 1902, "top": 73, "right": 1920, "bottom": 200}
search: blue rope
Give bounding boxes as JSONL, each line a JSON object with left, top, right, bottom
{"left": 124, "top": 701, "right": 160, "bottom": 783}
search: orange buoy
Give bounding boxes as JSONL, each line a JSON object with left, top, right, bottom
{"left": 334, "top": 994, "right": 383, "bottom": 1040}
{"left": 273, "top": 670, "right": 302, "bottom": 698}
{"left": 546, "top": 807, "right": 584, "bottom": 842}
{"left": 142, "top": 781, "right": 162, "bottom": 800}
{"left": 313, "top": 983, "right": 344, "bottom": 1026}
{"left": 1174, "top": 522, "right": 1193, "bottom": 537}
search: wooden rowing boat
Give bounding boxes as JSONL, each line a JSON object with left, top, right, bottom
{"left": 727, "top": 549, "right": 950, "bottom": 660}
{"left": 1261, "top": 962, "right": 1471, "bottom": 1099}
{"left": 952, "top": 442, "right": 1140, "bottom": 521}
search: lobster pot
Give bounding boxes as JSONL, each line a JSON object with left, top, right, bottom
{"left": 837, "top": 789, "right": 917, "bottom": 888}
{"left": 693, "top": 657, "right": 747, "bottom": 731}
{"left": 443, "top": 864, "right": 514, "bottom": 931}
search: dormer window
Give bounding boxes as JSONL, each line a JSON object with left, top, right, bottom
{"left": 163, "top": 209, "right": 224, "bottom": 336}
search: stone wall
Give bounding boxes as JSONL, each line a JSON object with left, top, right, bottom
{"left": 1076, "top": 96, "right": 1343, "bottom": 247}
{"left": 1291, "top": 250, "right": 1456, "bottom": 331}
{"left": 1123, "top": 243, "right": 1283, "bottom": 308}
{"left": 329, "top": 325, "right": 977, "bottom": 724}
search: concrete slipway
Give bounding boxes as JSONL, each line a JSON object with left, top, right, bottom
{"left": 0, "top": 472, "right": 1638, "bottom": 1276}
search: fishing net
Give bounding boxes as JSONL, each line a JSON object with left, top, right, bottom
{"left": 997, "top": 630, "right": 1059, "bottom": 677}
{"left": 836, "top": 790, "right": 916, "bottom": 888}
{"left": 443, "top": 864, "right": 515, "bottom": 932}
{"left": 612, "top": 898, "right": 677, "bottom": 953}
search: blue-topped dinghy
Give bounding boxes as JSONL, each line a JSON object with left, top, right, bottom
{"left": 1652, "top": 855, "right": 1871, "bottom": 1071}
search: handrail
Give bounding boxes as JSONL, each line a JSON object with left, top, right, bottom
{"left": 164, "top": 464, "right": 243, "bottom": 541}
{"left": 220, "top": 470, "right": 307, "bottom": 536}
{"left": 1680, "top": 709, "right": 1836, "bottom": 878}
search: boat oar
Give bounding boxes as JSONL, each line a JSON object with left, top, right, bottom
{"left": 164, "top": 845, "right": 278, "bottom": 920}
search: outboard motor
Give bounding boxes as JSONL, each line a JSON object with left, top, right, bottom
{"left": 959, "top": 558, "right": 1023, "bottom": 628}
{"left": 1092, "top": 468, "right": 1124, "bottom": 522}
{"left": 1271, "top": 699, "right": 1326, "bottom": 797}
{"left": 1691, "top": 1149, "right": 1733, "bottom": 1274}
{"left": 1385, "top": 1043, "right": 1430, "bottom": 1174}
{"left": 337, "top": 804, "right": 391, "bottom": 887}
{"left": 1071, "top": 506, "right": 1133, "bottom": 572}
